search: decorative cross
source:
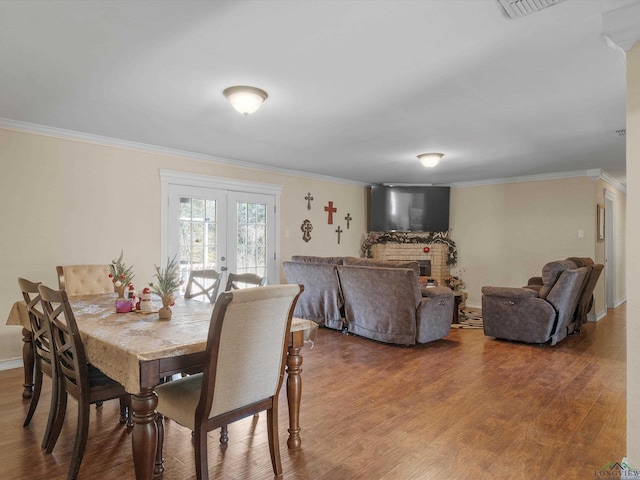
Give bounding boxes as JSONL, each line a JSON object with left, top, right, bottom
{"left": 301, "top": 219, "right": 313, "bottom": 243}
{"left": 305, "top": 192, "right": 314, "bottom": 210}
{"left": 324, "top": 201, "right": 337, "bottom": 224}
{"left": 335, "top": 225, "right": 343, "bottom": 244}
{"left": 345, "top": 213, "right": 352, "bottom": 229}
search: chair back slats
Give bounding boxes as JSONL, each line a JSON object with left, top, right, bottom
{"left": 184, "top": 269, "right": 222, "bottom": 304}
{"left": 224, "top": 272, "right": 266, "bottom": 292}
{"left": 38, "top": 284, "right": 88, "bottom": 399}
{"left": 198, "top": 285, "right": 302, "bottom": 421}
{"left": 18, "top": 278, "right": 55, "bottom": 369}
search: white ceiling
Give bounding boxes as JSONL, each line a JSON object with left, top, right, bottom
{"left": 0, "top": 0, "right": 634, "bottom": 186}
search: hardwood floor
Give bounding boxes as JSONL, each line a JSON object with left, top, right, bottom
{"left": 0, "top": 304, "right": 625, "bottom": 479}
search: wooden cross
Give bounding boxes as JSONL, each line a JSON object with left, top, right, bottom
{"left": 345, "top": 213, "right": 352, "bottom": 229}
{"left": 324, "top": 201, "right": 337, "bottom": 224}
{"left": 305, "top": 192, "right": 314, "bottom": 210}
{"left": 335, "top": 225, "right": 343, "bottom": 244}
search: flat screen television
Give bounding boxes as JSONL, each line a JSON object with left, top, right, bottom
{"left": 368, "top": 185, "right": 450, "bottom": 232}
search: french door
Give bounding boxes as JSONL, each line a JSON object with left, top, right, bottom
{"left": 161, "top": 171, "right": 280, "bottom": 299}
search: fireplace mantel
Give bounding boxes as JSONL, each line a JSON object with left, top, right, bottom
{"left": 370, "top": 243, "right": 449, "bottom": 288}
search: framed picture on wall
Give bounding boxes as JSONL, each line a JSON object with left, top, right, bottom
{"left": 597, "top": 204, "right": 605, "bottom": 242}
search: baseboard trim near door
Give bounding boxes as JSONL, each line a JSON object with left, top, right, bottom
{"left": 0, "top": 358, "right": 23, "bottom": 371}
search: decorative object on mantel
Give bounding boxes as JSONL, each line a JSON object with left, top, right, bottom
{"left": 335, "top": 225, "right": 343, "bottom": 244}
{"left": 444, "top": 275, "right": 464, "bottom": 291}
{"left": 109, "top": 250, "right": 135, "bottom": 299}
{"left": 361, "top": 231, "right": 458, "bottom": 266}
{"left": 345, "top": 213, "right": 352, "bottom": 229}
{"left": 149, "top": 255, "right": 181, "bottom": 320}
{"left": 301, "top": 219, "right": 313, "bottom": 242}
{"left": 324, "top": 201, "right": 337, "bottom": 224}
{"left": 423, "top": 246, "right": 430, "bottom": 253}
{"left": 305, "top": 192, "right": 314, "bottom": 210}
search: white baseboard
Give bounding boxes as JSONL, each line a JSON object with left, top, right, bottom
{"left": 614, "top": 297, "right": 627, "bottom": 309}
{"left": 0, "top": 358, "right": 23, "bottom": 371}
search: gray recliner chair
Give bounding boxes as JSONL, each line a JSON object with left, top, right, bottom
{"left": 525, "top": 257, "right": 603, "bottom": 332}
{"left": 482, "top": 260, "right": 589, "bottom": 345}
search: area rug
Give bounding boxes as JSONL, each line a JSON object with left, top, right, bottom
{"left": 452, "top": 309, "right": 483, "bottom": 329}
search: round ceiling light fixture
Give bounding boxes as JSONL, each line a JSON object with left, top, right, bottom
{"left": 223, "top": 86, "right": 268, "bottom": 115}
{"left": 417, "top": 153, "right": 444, "bottom": 168}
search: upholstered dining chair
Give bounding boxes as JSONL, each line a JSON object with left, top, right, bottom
{"left": 38, "top": 284, "right": 132, "bottom": 480}
{"left": 18, "top": 277, "right": 58, "bottom": 450}
{"left": 224, "top": 272, "right": 266, "bottom": 292}
{"left": 155, "top": 284, "right": 303, "bottom": 480}
{"left": 56, "top": 265, "right": 114, "bottom": 296}
{"left": 219, "top": 271, "right": 267, "bottom": 442}
{"left": 184, "top": 269, "right": 222, "bottom": 304}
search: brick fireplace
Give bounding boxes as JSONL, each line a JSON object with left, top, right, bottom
{"left": 370, "top": 243, "right": 450, "bottom": 287}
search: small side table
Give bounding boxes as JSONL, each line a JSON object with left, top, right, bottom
{"left": 452, "top": 291, "right": 468, "bottom": 324}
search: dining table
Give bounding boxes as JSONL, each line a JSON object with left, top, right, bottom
{"left": 6, "top": 293, "right": 318, "bottom": 480}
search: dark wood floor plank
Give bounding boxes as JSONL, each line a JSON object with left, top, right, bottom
{"left": 0, "top": 304, "right": 626, "bottom": 479}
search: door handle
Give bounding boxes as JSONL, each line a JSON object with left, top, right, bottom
{"left": 221, "top": 267, "right": 228, "bottom": 271}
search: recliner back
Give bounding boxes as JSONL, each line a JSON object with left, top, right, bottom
{"left": 282, "top": 261, "right": 344, "bottom": 329}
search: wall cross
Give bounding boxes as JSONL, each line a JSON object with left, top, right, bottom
{"left": 324, "top": 201, "right": 337, "bottom": 224}
{"left": 335, "top": 225, "right": 343, "bottom": 244}
{"left": 345, "top": 213, "right": 352, "bottom": 229}
{"left": 305, "top": 192, "right": 314, "bottom": 210}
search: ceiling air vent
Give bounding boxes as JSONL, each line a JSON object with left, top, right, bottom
{"left": 497, "top": 0, "right": 563, "bottom": 19}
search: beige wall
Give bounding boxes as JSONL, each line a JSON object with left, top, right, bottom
{"left": 627, "top": 41, "right": 640, "bottom": 465}
{"left": 0, "top": 128, "right": 367, "bottom": 361}
{"left": 449, "top": 176, "right": 618, "bottom": 313}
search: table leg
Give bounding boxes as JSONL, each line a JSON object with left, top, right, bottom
{"left": 286, "top": 331, "right": 304, "bottom": 449}
{"left": 21, "top": 327, "right": 34, "bottom": 399}
{"left": 131, "top": 389, "right": 159, "bottom": 480}
{"left": 453, "top": 295, "right": 461, "bottom": 324}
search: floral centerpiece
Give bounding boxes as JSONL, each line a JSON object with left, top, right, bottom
{"left": 109, "top": 250, "right": 135, "bottom": 298}
{"left": 149, "top": 255, "right": 181, "bottom": 320}
{"left": 444, "top": 268, "right": 466, "bottom": 291}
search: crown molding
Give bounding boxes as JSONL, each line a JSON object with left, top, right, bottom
{"left": 450, "top": 169, "right": 624, "bottom": 193}
{"left": 587, "top": 168, "right": 627, "bottom": 194}
{"left": 603, "top": 3, "right": 640, "bottom": 55}
{"left": 0, "top": 117, "right": 627, "bottom": 193}
{"left": 0, "top": 117, "right": 368, "bottom": 187}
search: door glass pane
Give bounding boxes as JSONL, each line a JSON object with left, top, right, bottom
{"left": 179, "top": 196, "right": 218, "bottom": 296}
{"left": 235, "top": 201, "right": 267, "bottom": 279}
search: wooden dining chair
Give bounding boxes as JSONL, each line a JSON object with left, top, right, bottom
{"left": 155, "top": 284, "right": 303, "bottom": 480}
{"left": 18, "top": 277, "right": 58, "bottom": 450}
{"left": 184, "top": 269, "right": 222, "bottom": 303}
{"left": 38, "top": 284, "right": 132, "bottom": 480}
{"left": 56, "top": 265, "right": 114, "bottom": 296}
{"left": 224, "top": 272, "right": 266, "bottom": 292}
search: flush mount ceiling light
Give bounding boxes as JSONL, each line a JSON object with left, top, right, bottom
{"left": 223, "top": 86, "right": 268, "bottom": 115}
{"left": 417, "top": 153, "right": 444, "bottom": 168}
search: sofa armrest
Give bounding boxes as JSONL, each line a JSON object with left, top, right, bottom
{"left": 421, "top": 286, "right": 453, "bottom": 298}
{"left": 415, "top": 292, "right": 454, "bottom": 343}
{"left": 481, "top": 286, "right": 538, "bottom": 299}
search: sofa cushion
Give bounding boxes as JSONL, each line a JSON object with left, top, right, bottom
{"left": 539, "top": 260, "right": 577, "bottom": 299}
{"left": 565, "top": 257, "right": 594, "bottom": 268}
{"left": 343, "top": 257, "right": 420, "bottom": 279}
{"left": 291, "top": 255, "right": 344, "bottom": 265}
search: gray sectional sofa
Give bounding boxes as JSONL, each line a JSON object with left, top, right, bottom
{"left": 282, "top": 256, "right": 454, "bottom": 346}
